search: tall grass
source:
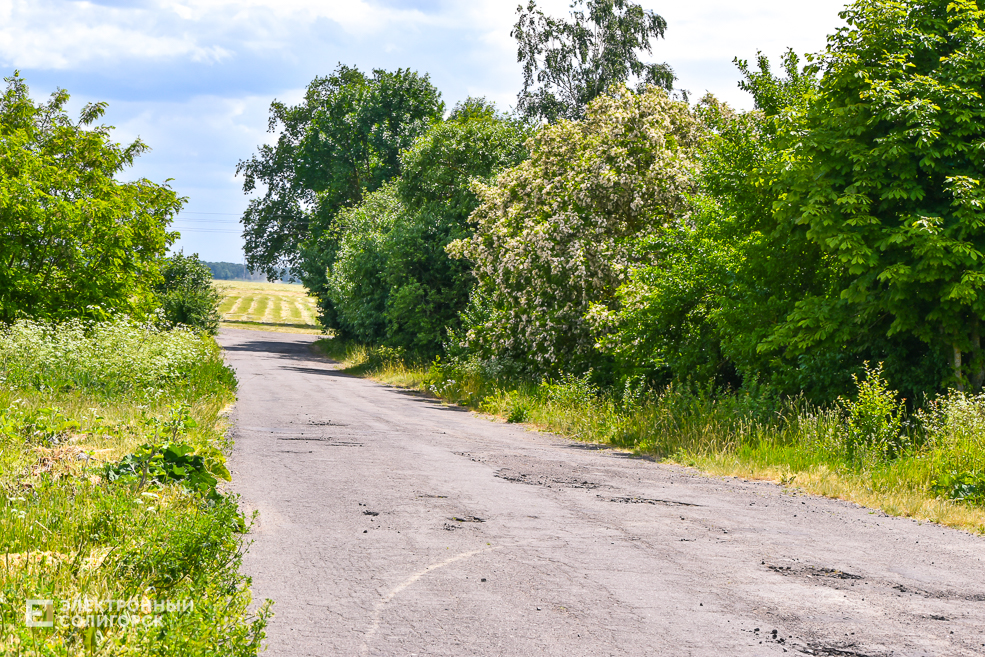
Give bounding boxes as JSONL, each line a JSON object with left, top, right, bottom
{"left": 0, "top": 318, "right": 269, "bottom": 655}
{"left": 316, "top": 339, "right": 985, "bottom": 533}
{"left": 0, "top": 317, "right": 233, "bottom": 398}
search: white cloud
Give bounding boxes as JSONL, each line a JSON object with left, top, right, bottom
{"left": 0, "top": 0, "right": 450, "bottom": 69}
{"left": 0, "top": 0, "right": 237, "bottom": 68}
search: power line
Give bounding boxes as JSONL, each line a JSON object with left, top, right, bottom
{"left": 173, "top": 219, "right": 241, "bottom": 224}
{"left": 172, "top": 228, "right": 242, "bottom": 234}
{"left": 179, "top": 211, "right": 242, "bottom": 216}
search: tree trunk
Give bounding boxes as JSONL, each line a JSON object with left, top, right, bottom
{"left": 953, "top": 343, "right": 965, "bottom": 392}
{"left": 972, "top": 319, "right": 985, "bottom": 392}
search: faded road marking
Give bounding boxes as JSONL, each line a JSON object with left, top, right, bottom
{"left": 359, "top": 546, "right": 502, "bottom": 655}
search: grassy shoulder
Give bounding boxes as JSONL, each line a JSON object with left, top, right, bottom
{"left": 0, "top": 318, "right": 269, "bottom": 656}
{"left": 314, "top": 339, "right": 985, "bottom": 535}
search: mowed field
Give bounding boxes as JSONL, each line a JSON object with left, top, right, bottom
{"left": 216, "top": 280, "right": 323, "bottom": 334}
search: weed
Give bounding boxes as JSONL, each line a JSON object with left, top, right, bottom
{"left": 837, "top": 363, "right": 908, "bottom": 464}
{"left": 0, "top": 319, "right": 268, "bottom": 655}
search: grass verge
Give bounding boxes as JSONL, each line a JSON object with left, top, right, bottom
{"left": 314, "top": 338, "right": 985, "bottom": 534}
{"left": 1, "top": 318, "right": 269, "bottom": 656}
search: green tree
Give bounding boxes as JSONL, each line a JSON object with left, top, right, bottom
{"left": 450, "top": 86, "right": 704, "bottom": 374}
{"left": 326, "top": 100, "right": 531, "bottom": 354}
{"left": 383, "top": 99, "right": 531, "bottom": 354}
{"left": 0, "top": 72, "right": 181, "bottom": 323}
{"left": 600, "top": 52, "right": 947, "bottom": 401}
{"left": 325, "top": 184, "right": 403, "bottom": 343}
{"left": 775, "top": 0, "right": 985, "bottom": 390}
{"left": 236, "top": 65, "right": 444, "bottom": 331}
{"left": 155, "top": 252, "right": 222, "bottom": 334}
{"left": 513, "top": 0, "right": 674, "bottom": 122}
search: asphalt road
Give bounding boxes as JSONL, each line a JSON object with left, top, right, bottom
{"left": 219, "top": 328, "right": 985, "bottom": 657}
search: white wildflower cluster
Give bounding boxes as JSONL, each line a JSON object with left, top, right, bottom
{"left": 0, "top": 317, "right": 215, "bottom": 393}
{"left": 448, "top": 86, "right": 704, "bottom": 371}
{"left": 917, "top": 390, "right": 985, "bottom": 449}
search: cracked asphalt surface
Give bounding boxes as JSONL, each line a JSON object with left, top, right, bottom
{"left": 219, "top": 328, "right": 985, "bottom": 656}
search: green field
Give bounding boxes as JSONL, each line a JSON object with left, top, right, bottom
{"left": 216, "top": 281, "right": 322, "bottom": 334}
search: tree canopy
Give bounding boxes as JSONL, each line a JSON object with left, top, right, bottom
{"left": 229, "top": 0, "right": 985, "bottom": 401}
{"left": 236, "top": 65, "right": 444, "bottom": 330}
{"left": 775, "top": 0, "right": 985, "bottom": 390}
{"left": 235, "top": 66, "right": 443, "bottom": 277}
{"left": 0, "top": 73, "right": 181, "bottom": 323}
{"left": 513, "top": 0, "right": 674, "bottom": 122}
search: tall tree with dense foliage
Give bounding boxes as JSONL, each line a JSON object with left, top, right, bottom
{"left": 449, "top": 86, "right": 703, "bottom": 374}
{"left": 773, "top": 0, "right": 985, "bottom": 391}
{"left": 593, "top": 56, "right": 850, "bottom": 395}
{"left": 597, "top": 50, "right": 947, "bottom": 401}
{"left": 0, "top": 73, "right": 181, "bottom": 323}
{"left": 326, "top": 99, "right": 531, "bottom": 353}
{"left": 513, "top": 0, "right": 674, "bottom": 122}
{"left": 236, "top": 65, "right": 444, "bottom": 329}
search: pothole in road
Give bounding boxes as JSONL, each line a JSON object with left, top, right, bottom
{"left": 771, "top": 564, "right": 985, "bottom": 604}
{"left": 605, "top": 495, "right": 700, "bottom": 507}
{"left": 276, "top": 437, "right": 363, "bottom": 446}
{"left": 798, "top": 644, "right": 890, "bottom": 657}
{"left": 449, "top": 515, "right": 484, "bottom": 523}
{"left": 495, "top": 468, "right": 601, "bottom": 489}
{"left": 893, "top": 583, "right": 985, "bottom": 601}
{"left": 308, "top": 420, "right": 348, "bottom": 426}
{"left": 768, "top": 565, "right": 862, "bottom": 580}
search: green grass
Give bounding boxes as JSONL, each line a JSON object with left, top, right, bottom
{"left": 314, "top": 338, "right": 985, "bottom": 534}
{"left": 0, "top": 318, "right": 270, "bottom": 655}
{"left": 215, "top": 281, "right": 320, "bottom": 333}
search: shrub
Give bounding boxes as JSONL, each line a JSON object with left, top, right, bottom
{"left": 837, "top": 363, "right": 908, "bottom": 464}
{"left": 0, "top": 317, "right": 231, "bottom": 397}
{"left": 155, "top": 252, "right": 222, "bottom": 335}
{"left": 0, "top": 73, "right": 181, "bottom": 324}
{"left": 449, "top": 85, "right": 704, "bottom": 374}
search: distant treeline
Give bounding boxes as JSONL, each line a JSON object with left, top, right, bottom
{"left": 204, "top": 262, "right": 298, "bottom": 283}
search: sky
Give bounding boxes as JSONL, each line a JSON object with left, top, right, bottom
{"left": 0, "top": 0, "right": 849, "bottom": 263}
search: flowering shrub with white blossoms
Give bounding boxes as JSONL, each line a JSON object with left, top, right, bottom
{"left": 448, "top": 86, "right": 704, "bottom": 372}
{"left": 0, "top": 316, "right": 223, "bottom": 395}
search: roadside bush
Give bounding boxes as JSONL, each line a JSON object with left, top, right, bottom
{"left": 0, "top": 317, "right": 232, "bottom": 397}
{"left": 325, "top": 184, "right": 403, "bottom": 343}
{"left": 837, "top": 364, "right": 908, "bottom": 464}
{"left": 155, "top": 252, "right": 222, "bottom": 335}
{"left": 0, "top": 73, "right": 181, "bottom": 324}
